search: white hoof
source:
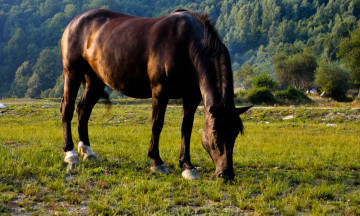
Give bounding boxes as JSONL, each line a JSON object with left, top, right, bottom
{"left": 64, "top": 149, "right": 79, "bottom": 163}
{"left": 64, "top": 149, "right": 79, "bottom": 173}
{"left": 78, "top": 141, "right": 98, "bottom": 161}
{"left": 182, "top": 168, "right": 200, "bottom": 180}
{"left": 150, "top": 164, "right": 170, "bottom": 175}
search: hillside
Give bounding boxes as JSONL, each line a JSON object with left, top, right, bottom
{"left": 1, "top": 0, "right": 360, "bottom": 98}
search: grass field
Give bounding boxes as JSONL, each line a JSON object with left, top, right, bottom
{"left": 0, "top": 98, "right": 360, "bottom": 215}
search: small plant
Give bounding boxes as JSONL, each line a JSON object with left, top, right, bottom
{"left": 0, "top": 203, "right": 10, "bottom": 213}
{"left": 65, "top": 193, "right": 81, "bottom": 205}
{"left": 247, "top": 87, "right": 277, "bottom": 105}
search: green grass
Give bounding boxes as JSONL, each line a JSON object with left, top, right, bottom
{"left": 0, "top": 99, "right": 360, "bottom": 215}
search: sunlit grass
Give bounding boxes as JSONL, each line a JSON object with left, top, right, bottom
{"left": 0, "top": 99, "right": 359, "bottom": 215}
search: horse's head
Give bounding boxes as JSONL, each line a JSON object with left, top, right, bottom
{"left": 202, "top": 105, "right": 252, "bottom": 180}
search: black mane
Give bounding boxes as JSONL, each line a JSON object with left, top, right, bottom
{"left": 173, "top": 9, "right": 224, "bottom": 57}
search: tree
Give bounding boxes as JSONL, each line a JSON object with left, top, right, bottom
{"left": 41, "top": 75, "right": 64, "bottom": 98}
{"left": 315, "top": 61, "right": 349, "bottom": 101}
{"left": 32, "top": 48, "right": 62, "bottom": 96}
{"left": 26, "top": 72, "right": 41, "bottom": 98}
{"left": 39, "top": 0, "right": 58, "bottom": 18}
{"left": 273, "top": 50, "right": 317, "bottom": 90}
{"left": 338, "top": 27, "right": 360, "bottom": 100}
{"left": 6, "top": 28, "right": 27, "bottom": 66}
{"left": 234, "top": 63, "right": 255, "bottom": 89}
{"left": 11, "top": 61, "right": 32, "bottom": 97}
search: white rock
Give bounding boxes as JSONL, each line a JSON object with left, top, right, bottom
{"left": 283, "top": 115, "right": 295, "bottom": 120}
{"left": 326, "top": 123, "right": 337, "bottom": 127}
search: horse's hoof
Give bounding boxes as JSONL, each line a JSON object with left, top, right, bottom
{"left": 182, "top": 168, "right": 200, "bottom": 180}
{"left": 64, "top": 155, "right": 80, "bottom": 164}
{"left": 64, "top": 150, "right": 79, "bottom": 173}
{"left": 78, "top": 141, "right": 98, "bottom": 161}
{"left": 66, "top": 161, "right": 78, "bottom": 173}
{"left": 64, "top": 157, "right": 79, "bottom": 173}
{"left": 83, "top": 153, "right": 98, "bottom": 161}
{"left": 150, "top": 164, "right": 170, "bottom": 175}
{"left": 64, "top": 150, "right": 79, "bottom": 164}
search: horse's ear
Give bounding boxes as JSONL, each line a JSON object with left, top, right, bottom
{"left": 236, "top": 105, "right": 253, "bottom": 115}
{"left": 209, "top": 104, "right": 224, "bottom": 116}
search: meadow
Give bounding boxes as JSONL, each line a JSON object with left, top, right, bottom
{"left": 0, "top": 98, "right": 360, "bottom": 215}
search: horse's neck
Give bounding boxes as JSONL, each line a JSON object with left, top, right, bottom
{"left": 199, "top": 68, "right": 234, "bottom": 109}
{"left": 198, "top": 73, "right": 222, "bottom": 109}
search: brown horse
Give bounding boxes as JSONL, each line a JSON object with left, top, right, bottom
{"left": 60, "top": 9, "right": 251, "bottom": 180}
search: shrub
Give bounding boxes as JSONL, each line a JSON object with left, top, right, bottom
{"left": 275, "top": 86, "right": 312, "bottom": 104}
{"left": 252, "top": 73, "right": 279, "bottom": 91}
{"left": 234, "top": 89, "right": 248, "bottom": 104}
{"left": 247, "top": 87, "right": 276, "bottom": 104}
{"left": 235, "top": 89, "right": 248, "bottom": 98}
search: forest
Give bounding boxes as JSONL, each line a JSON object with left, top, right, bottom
{"left": 1, "top": 0, "right": 360, "bottom": 101}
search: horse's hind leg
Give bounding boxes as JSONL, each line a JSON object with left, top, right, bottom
{"left": 179, "top": 95, "right": 201, "bottom": 180}
{"left": 61, "top": 71, "right": 82, "bottom": 169}
{"left": 76, "top": 73, "right": 105, "bottom": 161}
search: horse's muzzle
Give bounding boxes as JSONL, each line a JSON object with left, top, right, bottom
{"left": 216, "top": 170, "right": 235, "bottom": 180}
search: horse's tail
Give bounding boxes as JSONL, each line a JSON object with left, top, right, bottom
{"left": 101, "top": 89, "right": 112, "bottom": 111}
{"left": 79, "top": 79, "right": 112, "bottom": 111}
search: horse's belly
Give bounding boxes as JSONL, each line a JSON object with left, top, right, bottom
{"left": 117, "top": 85, "right": 152, "bottom": 99}
{"left": 108, "top": 76, "right": 152, "bottom": 99}
{"left": 107, "top": 75, "right": 188, "bottom": 100}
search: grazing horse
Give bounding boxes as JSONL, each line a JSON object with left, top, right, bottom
{"left": 60, "top": 9, "right": 251, "bottom": 180}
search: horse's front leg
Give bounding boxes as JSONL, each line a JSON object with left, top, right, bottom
{"left": 148, "top": 93, "right": 169, "bottom": 174}
{"left": 179, "top": 97, "right": 201, "bottom": 180}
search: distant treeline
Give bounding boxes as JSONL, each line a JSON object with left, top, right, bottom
{"left": 1, "top": 0, "right": 360, "bottom": 99}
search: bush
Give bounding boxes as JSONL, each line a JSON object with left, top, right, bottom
{"left": 315, "top": 61, "right": 350, "bottom": 101}
{"left": 275, "top": 86, "right": 313, "bottom": 104}
{"left": 235, "top": 89, "right": 248, "bottom": 98}
{"left": 234, "top": 89, "right": 248, "bottom": 104}
{"left": 247, "top": 87, "right": 276, "bottom": 105}
{"left": 252, "top": 73, "right": 278, "bottom": 91}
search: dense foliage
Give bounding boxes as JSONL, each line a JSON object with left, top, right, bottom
{"left": 315, "top": 60, "right": 350, "bottom": 100}
{"left": 338, "top": 27, "right": 360, "bottom": 99}
{"left": 251, "top": 73, "right": 278, "bottom": 91}
{"left": 1, "top": 0, "right": 360, "bottom": 99}
{"left": 246, "top": 87, "right": 276, "bottom": 104}
{"left": 275, "top": 86, "right": 313, "bottom": 104}
{"left": 273, "top": 50, "right": 317, "bottom": 90}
